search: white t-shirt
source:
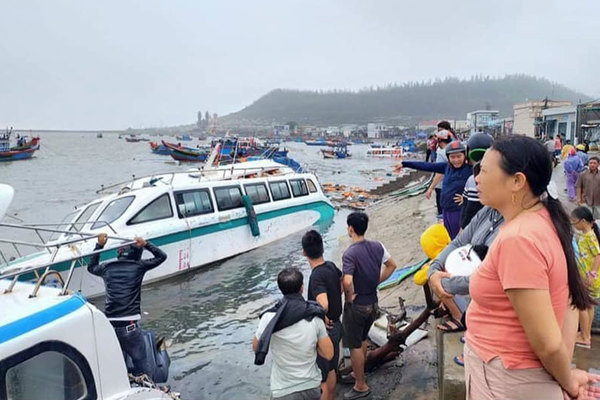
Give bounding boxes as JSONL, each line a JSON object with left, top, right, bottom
{"left": 255, "top": 312, "right": 327, "bottom": 398}
{"left": 435, "top": 148, "right": 448, "bottom": 189}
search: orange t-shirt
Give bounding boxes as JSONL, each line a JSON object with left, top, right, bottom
{"left": 466, "top": 208, "right": 569, "bottom": 369}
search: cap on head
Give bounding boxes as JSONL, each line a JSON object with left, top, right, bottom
{"left": 445, "top": 140, "right": 466, "bottom": 156}
{"left": 117, "top": 245, "right": 143, "bottom": 261}
{"left": 576, "top": 144, "right": 585, "bottom": 151}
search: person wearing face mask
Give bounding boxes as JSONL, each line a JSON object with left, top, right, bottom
{"left": 87, "top": 233, "right": 167, "bottom": 377}
{"left": 570, "top": 206, "right": 600, "bottom": 350}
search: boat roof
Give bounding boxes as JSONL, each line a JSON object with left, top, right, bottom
{"left": 0, "top": 280, "right": 87, "bottom": 338}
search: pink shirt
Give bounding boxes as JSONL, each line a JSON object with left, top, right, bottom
{"left": 466, "top": 208, "right": 569, "bottom": 369}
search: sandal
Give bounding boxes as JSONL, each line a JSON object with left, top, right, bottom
{"left": 453, "top": 354, "right": 465, "bottom": 367}
{"left": 432, "top": 305, "right": 450, "bottom": 319}
{"left": 575, "top": 341, "right": 592, "bottom": 349}
{"left": 437, "top": 317, "right": 465, "bottom": 333}
{"left": 343, "top": 387, "right": 372, "bottom": 400}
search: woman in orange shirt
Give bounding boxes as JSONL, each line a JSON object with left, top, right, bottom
{"left": 466, "top": 136, "right": 599, "bottom": 399}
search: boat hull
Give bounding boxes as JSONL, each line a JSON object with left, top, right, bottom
{"left": 6, "top": 201, "right": 335, "bottom": 298}
{"left": 0, "top": 148, "right": 36, "bottom": 161}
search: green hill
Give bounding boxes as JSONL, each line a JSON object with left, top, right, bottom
{"left": 223, "top": 75, "right": 590, "bottom": 125}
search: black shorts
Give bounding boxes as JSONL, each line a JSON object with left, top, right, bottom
{"left": 342, "top": 302, "right": 377, "bottom": 349}
{"left": 317, "top": 320, "right": 343, "bottom": 382}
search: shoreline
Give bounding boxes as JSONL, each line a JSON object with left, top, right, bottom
{"left": 333, "top": 192, "right": 439, "bottom": 399}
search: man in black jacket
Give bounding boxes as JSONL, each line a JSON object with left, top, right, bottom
{"left": 88, "top": 233, "right": 167, "bottom": 376}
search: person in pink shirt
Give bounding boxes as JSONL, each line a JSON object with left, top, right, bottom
{"left": 466, "top": 135, "right": 599, "bottom": 399}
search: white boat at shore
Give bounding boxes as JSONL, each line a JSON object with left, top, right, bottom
{"left": 366, "top": 147, "right": 403, "bottom": 158}
{"left": 0, "top": 159, "right": 335, "bottom": 298}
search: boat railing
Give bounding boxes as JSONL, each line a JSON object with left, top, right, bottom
{"left": 0, "top": 222, "right": 131, "bottom": 273}
{"left": 0, "top": 227, "right": 135, "bottom": 297}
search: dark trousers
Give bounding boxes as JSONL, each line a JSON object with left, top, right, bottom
{"left": 425, "top": 149, "right": 432, "bottom": 162}
{"left": 434, "top": 188, "right": 442, "bottom": 216}
{"left": 113, "top": 321, "right": 150, "bottom": 376}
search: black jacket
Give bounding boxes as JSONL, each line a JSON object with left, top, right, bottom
{"left": 87, "top": 242, "right": 167, "bottom": 319}
{"left": 254, "top": 293, "right": 325, "bottom": 365}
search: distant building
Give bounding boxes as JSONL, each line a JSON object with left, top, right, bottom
{"left": 466, "top": 110, "right": 500, "bottom": 134}
{"left": 542, "top": 106, "right": 577, "bottom": 143}
{"left": 367, "top": 123, "right": 387, "bottom": 138}
{"left": 273, "top": 124, "right": 292, "bottom": 136}
{"left": 418, "top": 120, "right": 439, "bottom": 131}
{"left": 342, "top": 124, "right": 358, "bottom": 138}
{"left": 326, "top": 126, "right": 341, "bottom": 136}
{"left": 576, "top": 99, "right": 600, "bottom": 144}
{"left": 512, "top": 100, "right": 572, "bottom": 138}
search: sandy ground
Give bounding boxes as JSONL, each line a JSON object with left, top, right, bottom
{"left": 332, "top": 193, "right": 440, "bottom": 400}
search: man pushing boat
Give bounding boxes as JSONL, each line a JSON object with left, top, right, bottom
{"left": 87, "top": 233, "right": 167, "bottom": 378}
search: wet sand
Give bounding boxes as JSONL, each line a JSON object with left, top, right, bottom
{"left": 333, "top": 193, "right": 440, "bottom": 400}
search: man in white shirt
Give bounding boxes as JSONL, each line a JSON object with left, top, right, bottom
{"left": 253, "top": 268, "right": 334, "bottom": 400}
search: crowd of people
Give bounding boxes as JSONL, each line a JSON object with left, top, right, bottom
{"left": 253, "top": 129, "right": 600, "bottom": 400}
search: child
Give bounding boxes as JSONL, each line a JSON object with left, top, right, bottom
{"left": 571, "top": 206, "right": 600, "bottom": 349}
{"left": 402, "top": 141, "right": 471, "bottom": 239}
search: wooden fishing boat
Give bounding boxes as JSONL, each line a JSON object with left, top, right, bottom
{"left": 0, "top": 134, "right": 40, "bottom": 161}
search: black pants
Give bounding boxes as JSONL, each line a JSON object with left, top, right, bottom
{"left": 112, "top": 321, "right": 151, "bottom": 376}
{"left": 434, "top": 188, "right": 442, "bottom": 216}
{"left": 425, "top": 149, "right": 432, "bottom": 162}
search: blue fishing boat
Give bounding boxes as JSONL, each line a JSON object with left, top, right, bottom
{"left": 149, "top": 141, "right": 171, "bottom": 155}
{"left": 176, "top": 134, "right": 193, "bottom": 141}
{"left": 0, "top": 133, "right": 40, "bottom": 162}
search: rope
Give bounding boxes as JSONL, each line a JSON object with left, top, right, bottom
{"left": 128, "top": 374, "right": 181, "bottom": 399}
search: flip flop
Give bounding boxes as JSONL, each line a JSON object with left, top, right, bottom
{"left": 432, "top": 305, "right": 450, "bottom": 319}
{"left": 575, "top": 341, "right": 592, "bottom": 349}
{"left": 343, "top": 387, "right": 372, "bottom": 400}
{"left": 453, "top": 355, "right": 465, "bottom": 367}
{"left": 437, "top": 317, "right": 465, "bottom": 333}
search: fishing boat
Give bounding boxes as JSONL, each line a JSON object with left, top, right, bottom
{"left": 0, "top": 153, "right": 334, "bottom": 298}
{"left": 321, "top": 143, "right": 351, "bottom": 159}
{"left": 97, "top": 132, "right": 103, "bottom": 138}
{"left": 305, "top": 139, "right": 327, "bottom": 146}
{"left": 150, "top": 141, "right": 172, "bottom": 155}
{"left": 163, "top": 141, "right": 208, "bottom": 162}
{"left": 175, "top": 134, "right": 193, "bottom": 141}
{"left": 0, "top": 133, "right": 40, "bottom": 161}
{"left": 366, "top": 147, "right": 403, "bottom": 158}
{"left": 125, "top": 135, "right": 143, "bottom": 143}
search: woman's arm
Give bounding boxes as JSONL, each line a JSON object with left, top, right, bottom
{"left": 561, "top": 305, "right": 578, "bottom": 360}
{"left": 507, "top": 289, "right": 579, "bottom": 397}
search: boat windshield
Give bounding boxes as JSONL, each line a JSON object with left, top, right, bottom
{"left": 70, "top": 202, "right": 101, "bottom": 232}
{"left": 48, "top": 210, "right": 79, "bottom": 241}
{"left": 91, "top": 196, "right": 134, "bottom": 230}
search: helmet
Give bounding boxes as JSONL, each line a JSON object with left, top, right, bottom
{"left": 445, "top": 140, "right": 466, "bottom": 156}
{"left": 436, "top": 130, "right": 451, "bottom": 140}
{"left": 576, "top": 144, "right": 586, "bottom": 151}
{"left": 467, "top": 133, "right": 494, "bottom": 161}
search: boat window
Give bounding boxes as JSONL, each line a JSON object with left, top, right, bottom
{"left": 174, "top": 189, "right": 214, "bottom": 217}
{"left": 214, "top": 186, "right": 243, "bottom": 211}
{"left": 48, "top": 210, "right": 79, "bottom": 241}
{"left": 5, "top": 351, "right": 88, "bottom": 400}
{"left": 306, "top": 179, "right": 318, "bottom": 193}
{"left": 289, "top": 179, "right": 309, "bottom": 197}
{"left": 243, "top": 183, "right": 271, "bottom": 205}
{"left": 91, "top": 196, "right": 134, "bottom": 230}
{"left": 269, "top": 181, "right": 291, "bottom": 201}
{"left": 70, "top": 203, "right": 101, "bottom": 232}
{"left": 128, "top": 193, "right": 173, "bottom": 225}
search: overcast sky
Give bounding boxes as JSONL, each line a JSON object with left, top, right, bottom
{"left": 1, "top": 0, "right": 598, "bottom": 130}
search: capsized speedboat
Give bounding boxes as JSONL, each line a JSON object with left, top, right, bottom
{"left": 0, "top": 154, "right": 334, "bottom": 298}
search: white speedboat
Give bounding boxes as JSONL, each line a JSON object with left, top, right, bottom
{"left": 366, "top": 147, "right": 403, "bottom": 158}
{"left": 0, "top": 158, "right": 335, "bottom": 297}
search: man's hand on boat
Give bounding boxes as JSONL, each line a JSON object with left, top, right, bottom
{"left": 96, "top": 233, "right": 146, "bottom": 248}
{"left": 134, "top": 236, "right": 147, "bottom": 247}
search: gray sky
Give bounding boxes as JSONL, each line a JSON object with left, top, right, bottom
{"left": 1, "top": 0, "right": 599, "bottom": 130}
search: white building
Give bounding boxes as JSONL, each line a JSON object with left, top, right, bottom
{"left": 466, "top": 110, "right": 499, "bottom": 134}
{"left": 542, "top": 106, "right": 577, "bottom": 143}
{"left": 513, "top": 100, "right": 572, "bottom": 137}
{"left": 367, "top": 123, "right": 387, "bottom": 138}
